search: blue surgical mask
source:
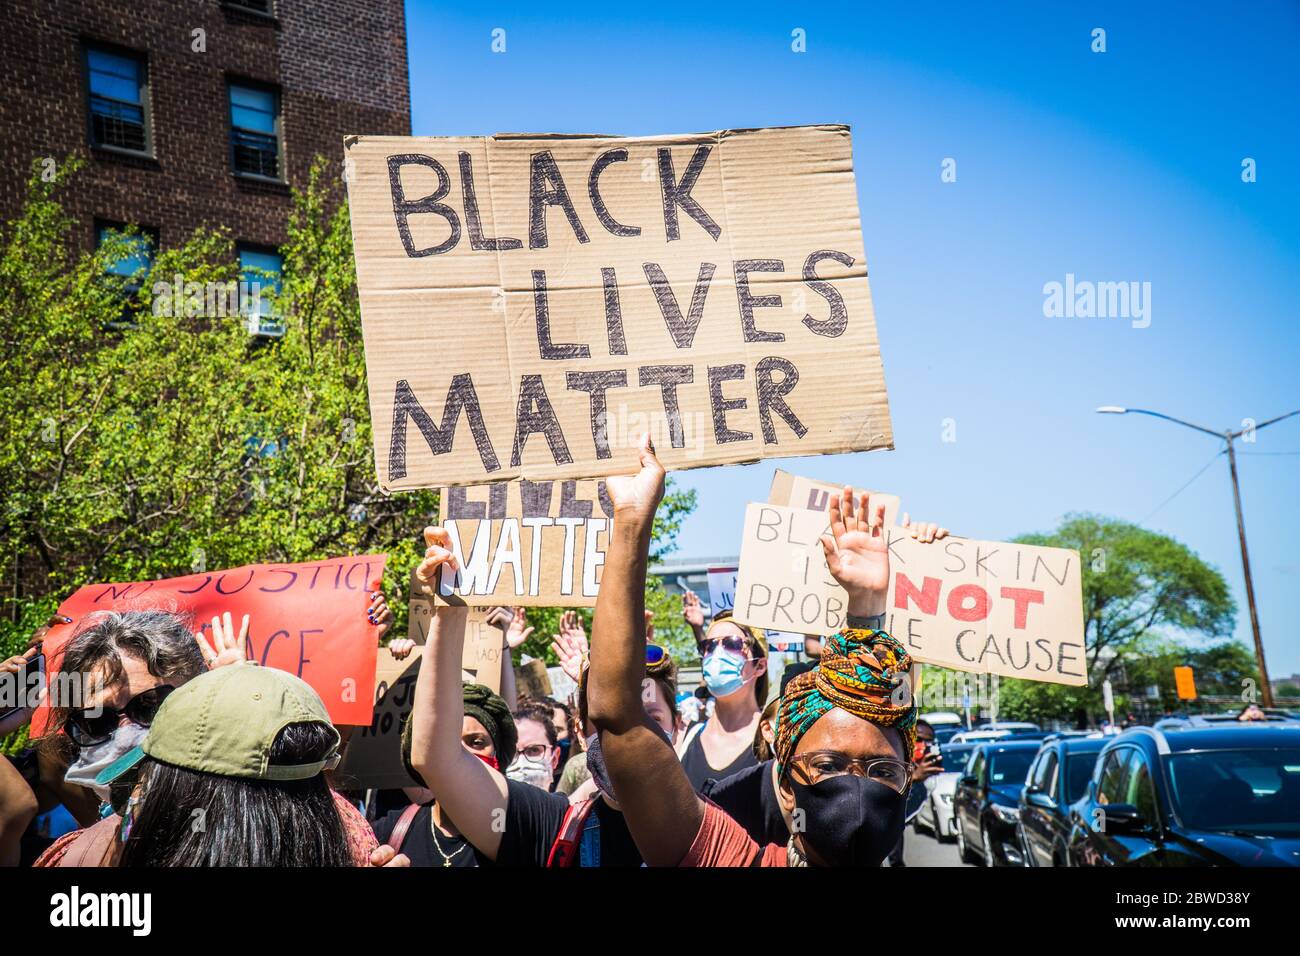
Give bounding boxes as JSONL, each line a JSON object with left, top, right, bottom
{"left": 702, "top": 649, "right": 750, "bottom": 697}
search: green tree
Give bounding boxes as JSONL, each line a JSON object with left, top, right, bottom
{"left": 0, "top": 157, "right": 697, "bottom": 689}
{"left": 993, "top": 514, "right": 1241, "bottom": 725}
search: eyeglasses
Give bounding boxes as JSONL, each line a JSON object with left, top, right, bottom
{"left": 67, "top": 685, "right": 174, "bottom": 746}
{"left": 516, "top": 743, "right": 551, "bottom": 761}
{"left": 697, "top": 635, "right": 751, "bottom": 657}
{"left": 645, "top": 643, "right": 668, "bottom": 665}
{"left": 786, "top": 750, "right": 914, "bottom": 794}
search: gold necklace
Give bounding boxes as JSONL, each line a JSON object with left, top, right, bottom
{"left": 429, "top": 808, "right": 469, "bottom": 867}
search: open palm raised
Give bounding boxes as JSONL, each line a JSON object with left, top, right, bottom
{"left": 818, "top": 488, "right": 890, "bottom": 616}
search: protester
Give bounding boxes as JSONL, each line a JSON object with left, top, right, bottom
{"left": 707, "top": 520, "right": 948, "bottom": 854}
{"left": 1238, "top": 703, "right": 1267, "bottom": 722}
{"left": 886, "top": 717, "right": 944, "bottom": 866}
{"left": 41, "top": 610, "right": 211, "bottom": 825}
{"left": 408, "top": 530, "right": 678, "bottom": 865}
{"left": 30, "top": 608, "right": 389, "bottom": 866}
{"left": 37, "top": 662, "right": 392, "bottom": 866}
{"left": 370, "top": 682, "right": 515, "bottom": 867}
{"left": 587, "top": 435, "right": 917, "bottom": 867}
{"left": 702, "top": 697, "right": 790, "bottom": 847}
{"left": 676, "top": 610, "right": 768, "bottom": 792}
{"left": 508, "top": 700, "right": 561, "bottom": 791}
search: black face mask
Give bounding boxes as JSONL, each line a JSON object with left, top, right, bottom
{"left": 790, "top": 774, "right": 906, "bottom": 867}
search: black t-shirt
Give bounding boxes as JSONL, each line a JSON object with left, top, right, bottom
{"left": 371, "top": 803, "right": 491, "bottom": 868}
{"left": 496, "top": 779, "right": 644, "bottom": 867}
{"left": 680, "top": 723, "right": 759, "bottom": 793}
{"left": 704, "top": 758, "right": 788, "bottom": 846}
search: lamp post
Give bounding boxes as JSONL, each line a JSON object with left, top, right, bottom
{"left": 1095, "top": 406, "right": 1299, "bottom": 708}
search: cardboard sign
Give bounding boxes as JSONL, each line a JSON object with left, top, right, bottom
{"left": 706, "top": 565, "right": 739, "bottom": 618}
{"left": 462, "top": 609, "right": 505, "bottom": 696}
{"left": 406, "top": 572, "right": 504, "bottom": 695}
{"left": 34, "top": 556, "right": 389, "bottom": 730}
{"left": 337, "top": 648, "right": 422, "bottom": 790}
{"left": 434, "top": 479, "right": 612, "bottom": 606}
{"left": 705, "top": 564, "right": 802, "bottom": 650}
{"left": 732, "top": 504, "right": 847, "bottom": 636}
{"left": 345, "top": 125, "right": 892, "bottom": 491}
{"left": 732, "top": 503, "right": 1086, "bottom": 686}
{"left": 516, "top": 659, "right": 552, "bottom": 700}
{"left": 769, "top": 467, "right": 900, "bottom": 527}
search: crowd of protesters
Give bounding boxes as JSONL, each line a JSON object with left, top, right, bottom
{"left": 0, "top": 435, "right": 960, "bottom": 867}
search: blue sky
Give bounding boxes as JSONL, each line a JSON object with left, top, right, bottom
{"left": 404, "top": 1, "right": 1300, "bottom": 678}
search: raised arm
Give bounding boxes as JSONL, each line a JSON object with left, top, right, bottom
{"left": 587, "top": 435, "right": 704, "bottom": 866}
{"left": 407, "top": 527, "right": 511, "bottom": 860}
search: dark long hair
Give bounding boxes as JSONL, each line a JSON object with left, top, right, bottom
{"left": 117, "top": 721, "right": 353, "bottom": 867}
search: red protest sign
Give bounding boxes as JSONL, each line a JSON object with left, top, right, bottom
{"left": 33, "top": 554, "right": 388, "bottom": 732}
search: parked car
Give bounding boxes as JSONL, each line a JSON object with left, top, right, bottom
{"left": 952, "top": 739, "right": 1041, "bottom": 865}
{"left": 950, "top": 729, "right": 1009, "bottom": 745}
{"left": 1154, "top": 712, "right": 1300, "bottom": 732}
{"left": 1067, "top": 725, "right": 1300, "bottom": 867}
{"left": 951, "top": 721, "right": 1042, "bottom": 745}
{"left": 921, "top": 711, "right": 966, "bottom": 747}
{"left": 913, "top": 743, "right": 978, "bottom": 840}
{"left": 1017, "top": 735, "right": 1107, "bottom": 866}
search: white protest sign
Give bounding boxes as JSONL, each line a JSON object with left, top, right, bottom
{"left": 435, "top": 479, "right": 611, "bottom": 607}
{"left": 732, "top": 502, "right": 1087, "bottom": 686}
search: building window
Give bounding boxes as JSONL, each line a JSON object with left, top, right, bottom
{"left": 96, "top": 221, "right": 157, "bottom": 326}
{"left": 229, "top": 83, "right": 281, "bottom": 180}
{"left": 238, "top": 244, "right": 284, "bottom": 336}
{"left": 223, "top": 0, "right": 275, "bottom": 15}
{"left": 85, "top": 46, "right": 149, "bottom": 154}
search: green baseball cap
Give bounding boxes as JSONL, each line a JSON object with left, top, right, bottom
{"left": 97, "top": 663, "right": 341, "bottom": 787}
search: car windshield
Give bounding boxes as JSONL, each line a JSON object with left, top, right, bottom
{"left": 988, "top": 750, "right": 1035, "bottom": 784}
{"left": 1064, "top": 753, "right": 1098, "bottom": 802}
{"left": 940, "top": 745, "right": 975, "bottom": 772}
{"left": 1165, "top": 749, "right": 1300, "bottom": 837}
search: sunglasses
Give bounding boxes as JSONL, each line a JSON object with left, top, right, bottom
{"left": 697, "top": 635, "right": 751, "bottom": 657}
{"left": 645, "top": 643, "right": 668, "bottom": 666}
{"left": 68, "top": 685, "right": 174, "bottom": 746}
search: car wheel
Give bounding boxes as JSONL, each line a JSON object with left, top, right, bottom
{"left": 981, "top": 823, "right": 997, "bottom": 867}
{"left": 956, "top": 817, "right": 978, "bottom": 865}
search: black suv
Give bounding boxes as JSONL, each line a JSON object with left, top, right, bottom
{"left": 1067, "top": 725, "right": 1300, "bottom": 866}
{"left": 1017, "top": 734, "right": 1106, "bottom": 867}
{"left": 952, "top": 739, "right": 1040, "bottom": 866}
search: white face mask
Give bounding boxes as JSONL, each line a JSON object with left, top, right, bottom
{"left": 64, "top": 722, "right": 149, "bottom": 803}
{"left": 505, "top": 753, "right": 553, "bottom": 790}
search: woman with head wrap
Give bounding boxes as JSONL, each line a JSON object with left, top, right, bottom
{"left": 406, "top": 531, "right": 679, "bottom": 866}
{"left": 369, "top": 682, "right": 516, "bottom": 867}
{"left": 586, "top": 435, "right": 918, "bottom": 866}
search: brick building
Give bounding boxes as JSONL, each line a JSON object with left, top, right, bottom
{"left": 0, "top": 0, "right": 410, "bottom": 320}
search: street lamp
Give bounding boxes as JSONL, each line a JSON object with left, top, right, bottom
{"left": 1096, "top": 405, "right": 1300, "bottom": 707}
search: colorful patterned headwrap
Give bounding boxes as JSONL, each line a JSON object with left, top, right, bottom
{"left": 774, "top": 628, "right": 917, "bottom": 776}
